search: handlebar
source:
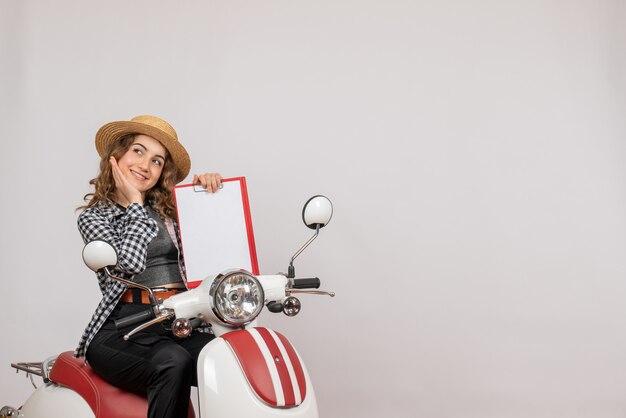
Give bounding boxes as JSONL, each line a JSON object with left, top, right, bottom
{"left": 291, "top": 277, "right": 320, "bottom": 289}
{"left": 114, "top": 308, "right": 156, "bottom": 330}
{"left": 189, "top": 317, "right": 204, "bottom": 329}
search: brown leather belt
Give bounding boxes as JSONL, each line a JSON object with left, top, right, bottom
{"left": 120, "top": 288, "right": 184, "bottom": 305}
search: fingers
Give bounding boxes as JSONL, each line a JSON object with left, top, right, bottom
{"left": 109, "top": 156, "right": 143, "bottom": 205}
{"left": 110, "top": 157, "right": 123, "bottom": 187}
{"left": 209, "top": 173, "right": 222, "bottom": 192}
{"left": 193, "top": 172, "right": 223, "bottom": 193}
{"left": 110, "top": 157, "right": 129, "bottom": 190}
{"left": 192, "top": 174, "right": 208, "bottom": 191}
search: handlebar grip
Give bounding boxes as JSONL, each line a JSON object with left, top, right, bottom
{"left": 189, "top": 318, "right": 204, "bottom": 329}
{"left": 114, "top": 308, "right": 156, "bottom": 330}
{"left": 292, "top": 278, "right": 321, "bottom": 289}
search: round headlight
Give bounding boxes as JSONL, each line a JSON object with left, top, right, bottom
{"left": 209, "top": 270, "right": 264, "bottom": 326}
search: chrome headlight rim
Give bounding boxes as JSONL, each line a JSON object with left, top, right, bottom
{"left": 209, "top": 269, "right": 265, "bottom": 326}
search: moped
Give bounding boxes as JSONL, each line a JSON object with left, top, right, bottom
{"left": 1, "top": 195, "right": 334, "bottom": 418}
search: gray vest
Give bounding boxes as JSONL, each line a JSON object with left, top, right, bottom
{"left": 133, "top": 206, "right": 184, "bottom": 287}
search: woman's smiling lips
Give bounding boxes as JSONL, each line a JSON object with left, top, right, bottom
{"left": 130, "top": 169, "right": 148, "bottom": 181}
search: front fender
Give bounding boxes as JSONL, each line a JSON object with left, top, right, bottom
{"left": 198, "top": 328, "right": 318, "bottom": 418}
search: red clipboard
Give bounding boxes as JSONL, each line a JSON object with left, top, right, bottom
{"left": 173, "top": 177, "right": 259, "bottom": 288}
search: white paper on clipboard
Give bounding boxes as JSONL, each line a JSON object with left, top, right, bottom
{"left": 173, "top": 177, "right": 259, "bottom": 287}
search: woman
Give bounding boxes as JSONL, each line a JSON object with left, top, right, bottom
{"left": 75, "top": 115, "right": 222, "bottom": 418}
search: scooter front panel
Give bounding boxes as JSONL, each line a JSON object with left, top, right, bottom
{"left": 198, "top": 330, "right": 318, "bottom": 418}
{"left": 222, "top": 327, "right": 306, "bottom": 407}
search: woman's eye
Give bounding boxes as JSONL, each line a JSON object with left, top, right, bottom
{"left": 153, "top": 159, "right": 162, "bottom": 167}
{"left": 133, "top": 148, "right": 142, "bottom": 155}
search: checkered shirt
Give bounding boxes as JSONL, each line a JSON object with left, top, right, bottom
{"left": 73, "top": 203, "right": 186, "bottom": 358}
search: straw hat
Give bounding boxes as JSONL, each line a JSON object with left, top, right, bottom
{"left": 95, "top": 115, "right": 191, "bottom": 183}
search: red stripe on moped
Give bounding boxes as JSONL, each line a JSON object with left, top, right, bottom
{"left": 221, "top": 330, "right": 277, "bottom": 405}
{"left": 255, "top": 327, "right": 296, "bottom": 405}
{"left": 276, "top": 331, "right": 307, "bottom": 401}
{"left": 222, "top": 327, "right": 306, "bottom": 407}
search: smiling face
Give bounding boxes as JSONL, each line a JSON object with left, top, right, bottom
{"left": 116, "top": 134, "right": 167, "bottom": 196}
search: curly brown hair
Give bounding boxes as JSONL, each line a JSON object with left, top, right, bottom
{"left": 80, "top": 134, "right": 178, "bottom": 219}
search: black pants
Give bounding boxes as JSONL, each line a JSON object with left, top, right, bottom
{"left": 86, "top": 302, "right": 215, "bottom": 418}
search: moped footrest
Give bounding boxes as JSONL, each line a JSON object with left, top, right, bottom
{"left": 221, "top": 327, "right": 307, "bottom": 408}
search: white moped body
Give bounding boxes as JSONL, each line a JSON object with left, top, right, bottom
{"left": 4, "top": 275, "right": 323, "bottom": 418}
{"left": 19, "top": 385, "right": 92, "bottom": 418}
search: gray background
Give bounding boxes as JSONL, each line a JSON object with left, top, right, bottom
{"left": 2, "top": 1, "right": 626, "bottom": 417}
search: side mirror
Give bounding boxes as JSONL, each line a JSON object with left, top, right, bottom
{"left": 302, "top": 195, "right": 333, "bottom": 230}
{"left": 82, "top": 240, "right": 118, "bottom": 272}
{"left": 288, "top": 195, "right": 333, "bottom": 278}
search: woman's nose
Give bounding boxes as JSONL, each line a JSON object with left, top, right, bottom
{"left": 137, "top": 158, "right": 148, "bottom": 171}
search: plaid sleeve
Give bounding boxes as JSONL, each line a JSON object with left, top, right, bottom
{"left": 77, "top": 204, "right": 158, "bottom": 275}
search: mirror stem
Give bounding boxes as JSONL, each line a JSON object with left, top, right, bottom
{"left": 288, "top": 225, "right": 320, "bottom": 279}
{"left": 104, "top": 267, "right": 157, "bottom": 306}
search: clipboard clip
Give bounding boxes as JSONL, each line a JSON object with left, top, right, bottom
{"left": 193, "top": 184, "right": 224, "bottom": 192}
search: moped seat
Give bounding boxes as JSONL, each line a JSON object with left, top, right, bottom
{"left": 49, "top": 351, "right": 195, "bottom": 418}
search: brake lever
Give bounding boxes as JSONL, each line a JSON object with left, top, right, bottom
{"left": 287, "top": 289, "right": 335, "bottom": 297}
{"left": 123, "top": 311, "right": 175, "bottom": 341}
